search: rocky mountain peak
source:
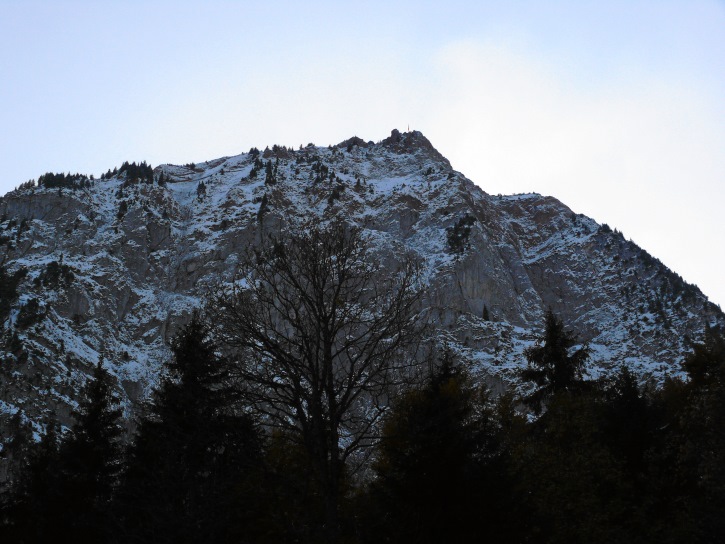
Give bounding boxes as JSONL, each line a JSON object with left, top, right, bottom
{"left": 0, "top": 132, "right": 722, "bottom": 439}
{"left": 335, "top": 136, "right": 371, "bottom": 149}
{"left": 380, "top": 129, "right": 450, "bottom": 164}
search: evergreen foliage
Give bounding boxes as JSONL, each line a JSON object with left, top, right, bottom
{"left": 34, "top": 260, "right": 74, "bottom": 289}
{"left": 0, "top": 266, "right": 26, "bottom": 322}
{"left": 311, "top": 159, "right": 330, "bottom": 183}
{"left": 668, "top": 330, "right": 725, "bottom": 541}
{"left": 16, "top": 297, "right": 44, "bottom": 329}
{"left": 520, "top": 309, "right": 590, "bottom": 413}
{"left": 1, "top": 276, "right": 724, "bottom": 543}
{"left": 365, "top": 353, "right": 521, "bottom": 543}
{"left": 0, "top": 360, "right": 125, "bottom": 542}
{"left": 600, "top": 366, "right": 656, "bottom": 475}
{"left": 256, "top": 193, "right": 268, "bottom": 223}
{"left": 249, "top": 157, "right": 263, "bottom": 179}
{"left": 264, "top": 160, "right": 277, "bottom": 185}
{"left": 118, "top": 161, "right": 154, "bottom": 184}
{"left": 15, "top": 180, "right": 36, "bottom": 192}
{"left": 0, "top": 411, "right": 33, "bottom": 486}
{"left": 513, "top": 391, "right": 637, "bottom": 543}
{"left": 117, "top": 313, "right": 262, "bottom": 544}
{"left": 682, "top": 326, "right": 725, "bottom": 387}
{"left": 59, "top": 359, "right": 125, "bottom": 541}
{"left": 0, "top": 421, "right": 64, "bottom": 542}
{"left": 117, "top": 199, "right": 128, "bottom": 220}
{"left": 446, "top": 214, "right": 476, "bottom": 254}
{"left": 37, "top": 172, "right": 90, "bottom": 190}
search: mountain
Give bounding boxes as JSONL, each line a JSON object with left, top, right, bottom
{"left": 0, "top": 129, "right": 722, "bottom": 440}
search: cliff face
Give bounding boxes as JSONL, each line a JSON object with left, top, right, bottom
{"left": 0, "top": 130, "right": 722, "bottom": 434}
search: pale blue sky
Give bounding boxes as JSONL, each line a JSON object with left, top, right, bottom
{"left": 1, "top": 1, "right": 723, "bottom": 308}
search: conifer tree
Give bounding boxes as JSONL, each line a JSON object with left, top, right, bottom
{"left": 0, "top": 421, "right": 64, "bottom": 543}
{"left": 1, "top": 360, "right": 125, "bottom": 542}
{"left": 514, "top": 390, "right": 635, "bottom": 543}
{"left": 365, "top": 353, "right": 518, "bottom": 543}
{"left": 682, "top": 326, "right": 725, "bottom": 388}
{"left": 60, "top": 358, "right": 124, "bottom": 542}
{"left": 0, "top": 411, "right": 33, "bottom": 486}
{"left": 118, "top": 313, "right": 262, "bottom": 544}
{"left": 669, "top": 329, "right": 725, "bottom": 541}
{"left": 601, "top": 366, "right": 655, "bottom": 475}
{"left": 520, "top": 310, "right": 590, "bottom": 414}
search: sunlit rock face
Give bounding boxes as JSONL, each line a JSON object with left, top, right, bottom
{"left": 0, "top": 129, "right": 722, "bottom": 434}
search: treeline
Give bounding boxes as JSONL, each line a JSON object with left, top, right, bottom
{"left": 101, "top": 161, "right": 154, "bottom": 185}
{"left": 24, "top": 161, "right": 155, "bottom": 193}
{"left": 2, "top": 315, "right": 723, "bottom": 543}
{"left": 1, "top": 221, "right": 724, "bottom": 543}
{"left": 37, "top": 172, "right": 91, "bottom": 190}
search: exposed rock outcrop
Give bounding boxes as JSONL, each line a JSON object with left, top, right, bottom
{"left": 0, "top": 129, "right": 721, "bottom": 440}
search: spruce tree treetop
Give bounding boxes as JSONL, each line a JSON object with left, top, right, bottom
{"left": 65, "top": 357, "right": 124, "bottom": 501}
{"left": 521, "top": 310, "right": 590, "bottom": 414}
{"left": 682, "top": 326, "right": 725, "bottom": 388}
{"left": 118, "top": 312, "right": 262, "bottom": 544}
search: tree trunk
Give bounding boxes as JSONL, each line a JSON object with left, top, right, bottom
{"left": 323, "top": 454, "right": 341, "bottom": 544}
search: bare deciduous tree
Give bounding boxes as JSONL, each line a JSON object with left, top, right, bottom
{"left": 212, "top": 219, "right": 423, "bottom": 542}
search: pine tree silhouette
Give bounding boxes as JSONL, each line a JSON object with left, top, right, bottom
{"left": 118, "top": 313, "right": 262, "bottom": 543}
{"left": 521, "top": 310, "right": 590, "bottom": 414}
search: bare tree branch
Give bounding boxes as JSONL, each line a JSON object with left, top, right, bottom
{"left": 209, "top": 218, "right": 424, "bottom": 543}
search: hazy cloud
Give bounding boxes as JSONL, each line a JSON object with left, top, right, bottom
{"left": 424, "top": 39, "right": 725, "bottom": 307}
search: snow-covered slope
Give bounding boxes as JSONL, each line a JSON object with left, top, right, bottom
{"left": 0, "top": 129, "right": 722, "bottom": 437}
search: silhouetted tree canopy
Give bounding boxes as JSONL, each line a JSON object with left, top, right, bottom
{"left": 521, "top": 310, "right": 590, "bottom": 413}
